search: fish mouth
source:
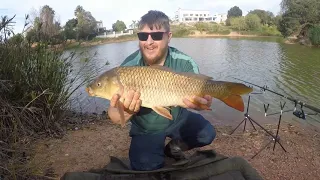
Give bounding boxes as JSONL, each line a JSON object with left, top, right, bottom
{"left": 85, "top": 87, "right": 95, "bottom": 96}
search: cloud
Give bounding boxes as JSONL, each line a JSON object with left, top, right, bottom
{"left": 1, "top": 0, "right": 282, "bottom": 34}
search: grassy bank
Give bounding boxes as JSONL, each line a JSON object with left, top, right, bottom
{"left": 170, "top": 22, "right": 282, "bottom": 37}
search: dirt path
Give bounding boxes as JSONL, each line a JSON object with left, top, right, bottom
{"left": 29, "top": 115, "right": 320, "bottom": 180}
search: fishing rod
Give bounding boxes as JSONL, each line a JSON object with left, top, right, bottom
{"left": 232, "top": 77, "right": 320, "bottom": 116}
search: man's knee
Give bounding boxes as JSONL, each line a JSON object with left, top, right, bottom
{"left": 197, "top": 122, "right": 216, "bottom": 146}
{"left": 179, "top": 112, "right": 217, "bottom": 148}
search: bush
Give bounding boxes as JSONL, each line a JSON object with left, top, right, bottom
{"left": 1, "top": 15, "right": 102, "bottom": 179}
{"left": 194, "top": 22, "right": 231, "bottom": 35}
{"left": 229, "top": 17, "right": 247, "bottom": 31}
{"left": 308, "top": 25, "right": 320, "bottom": 46}
{"left": 194, "top": 22, "right": 211, "bottom": 32}
{"left": 245, "top": 14, "right": 261, "bottom": 31}
{"left": 258, "top": 25, "right": 282, "bottom": 36}
{"left": 171, "top": 24, "right": 195, "bottom": 37}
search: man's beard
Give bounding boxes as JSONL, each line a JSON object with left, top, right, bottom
{"left": 140, "top": 45, "right": 168, "bottom": 65}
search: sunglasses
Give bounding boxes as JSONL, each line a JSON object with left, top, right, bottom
{"left": 137, "top": 32, "right": 167, "bottom": 41}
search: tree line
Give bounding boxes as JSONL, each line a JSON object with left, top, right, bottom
{"left": 278, "top": 0, "right": 320, "bottom": 45}
{"left": 225, "top": 6, "right": 281, "bottom": 35}
{"left": 16, "top": 5, "right": 133, "bottom": 44}
{"left": 226, "top": 0, "right": 320, "bottom": 45}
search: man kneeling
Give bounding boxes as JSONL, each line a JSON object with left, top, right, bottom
{"left": 107, "top": 10, "right": 216, "bottom": 171}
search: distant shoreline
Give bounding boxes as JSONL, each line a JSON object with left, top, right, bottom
{"left": 188, "top": 31, "right": 278, "bottom": 38}
{"left": 60, "top": 35, "right": 138, "bottom": 50}
{"left": 59, "top": 31, "right": 284, "bottom": 50}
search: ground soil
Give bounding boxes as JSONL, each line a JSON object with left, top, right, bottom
{"left": 29, "top": 111, "right": 320, "bottom": 180}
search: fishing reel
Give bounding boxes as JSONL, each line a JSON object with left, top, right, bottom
{"left": 292, "top": 101, "right": 304, "bottom": 119}
{"left": 293, "top": 110, "right": 306, "bottom": 120}
{"left": 263, "top": 101, "right": 310, "bottom": 120}
{"left": 292, "top": 101, "right": 318, "bottom": 120}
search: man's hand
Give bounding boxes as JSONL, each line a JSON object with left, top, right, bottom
{"left": 110, "top": 90, "right": 142, "bottom": 115}
{"left": 183, "top": 95, "right": 212, "bottom": 111}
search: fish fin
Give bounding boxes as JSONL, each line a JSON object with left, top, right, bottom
{"left": 186, "top": 97, "right": 212, "bottom": 110}
{"left": 113, "top": 75, "right": 125, "bottom": 95}
{"left": 164, "top": 106, "right": 172, "bottom": 110}
{"left": 116, "top": 101, "right": 126, "bottom": 128}
{"left": 221, "top": 94, "right": 245, "bottom": 112}
{"left": 152, "top": 106, "right": 173, "bottom": 120}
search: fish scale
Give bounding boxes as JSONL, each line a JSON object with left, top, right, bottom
{"left": 86, "top": 65, "right": 253, "bottom": 127}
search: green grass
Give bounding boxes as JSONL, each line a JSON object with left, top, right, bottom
{"left": 170, "top": 24, "right": 195, "bottom": 37}
{"left": 236, "top": 25, "right": 282, "bottom": 36}
{"left": 194, "top": 22, "right": 231, "bottom": 35}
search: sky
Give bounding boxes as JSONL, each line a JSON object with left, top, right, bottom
{"left": 1, "top": 0, "right": 282, "bottom": 34}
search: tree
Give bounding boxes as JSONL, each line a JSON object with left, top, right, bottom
{"left": 74, "top": 5, "right": 97, "bottom": 40}
{"left": 0, "top": 15, "right": 16, "bottom": 41}
{"left": 112, "top": 20, "right": 127, "bottom": 32}
{"left": 248, "top": 9, "right": 274, "bottom": 25}
{"left": 25, "top": 5, "right": 61, "bottom": 43}
{"left": 130, "top": 20, "right": 140, "bottom": 29}
{"left": 74, "top": 5, "right": 85, "bottom": 17}
{"left": 63, "top": 18, "right": 77, "bottom": 39}
{"left": 8, "top": 33, "right": 24, "bottom": 44}
{"left": 279, "top": 0, "right": 320, "bottom": 37}
{"left": 245, "top": 14, "right": 261, "bottom": 30}
{"left": 227, "top": 6, "right": 243, "bottom": 18}
{"left": 274, "top": 15, "right": 282, "bottom": 28}
{"left": 230, "top": 17, "right": 247, "bottom": 31}
{"left": 39, "top": 5, "right": 58, "bottom": 36}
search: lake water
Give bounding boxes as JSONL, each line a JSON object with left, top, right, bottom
{"left": 66, "top": 37, "right": 320, "bottom": 129}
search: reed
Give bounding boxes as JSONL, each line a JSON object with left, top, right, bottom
{"left": 0, "top": 15, "right": 103, "bottom": 179}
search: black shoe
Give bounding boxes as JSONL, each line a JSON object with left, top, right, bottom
{"left": 164, "top": 139, "right": 188, "bottom": 161}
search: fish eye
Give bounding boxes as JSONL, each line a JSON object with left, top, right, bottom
{"left": 97, "top": 82, "right": 101, "bottom": 87}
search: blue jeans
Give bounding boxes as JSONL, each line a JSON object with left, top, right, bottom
{"left": 128, "top": 110, "right": 216, "bottom": 171}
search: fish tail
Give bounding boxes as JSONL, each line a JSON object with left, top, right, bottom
{"left": 225, "top": 82, "right": 253, "bottom": 95}
{"left": 211, "top": 82, "right": 253, "bottom": 112}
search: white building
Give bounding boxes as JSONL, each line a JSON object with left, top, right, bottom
{"left": 212, "top": 13, "right": 228, "bottom": 24}
{"left": 174, "top": 8, "right": 215, "bottom": 23}
{"left": 95, "top": 20, "right": 106, "bottom": 33}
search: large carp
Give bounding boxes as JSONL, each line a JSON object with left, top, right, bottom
{"left": 86, "top": 65, "right": 253, "bottom": 127}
